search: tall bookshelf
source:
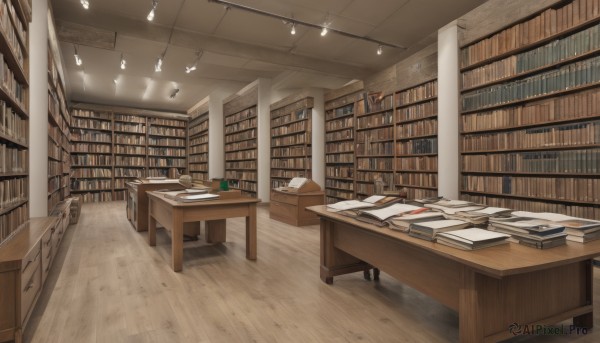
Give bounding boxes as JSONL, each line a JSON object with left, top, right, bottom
{"left": 224, "top": 106, "right": 258, "bottom": 197}
{"left": 394, "top": 79, "right": 438, "bottom": 199}
{"left": 459, "top": 0, "right": 600, "bottom": 220}
{"left": 148, "top": 118, "right": 187, "bottom": 178}
{"left": 47, "top": 47, "right": 71, "bottom": 212}
{"left": 113, "top": 114, "right": 147, "bottom": 200}
{"left": 324, "top": 89, "right": 363, "bottom": 204}
{"left": 355, "top": 92, "right": 395, "bottom": 199}
{"left": 0, "top": 0, "right": 30, "bottom": 245}
{"left": 187, "top": 111, "right": 209, "bottom": 181}
{"left": 70, "top": 110, "right": 113, "bottom": 203}
{"left": 270, "top": 97, "right": 313, "bottom": 189}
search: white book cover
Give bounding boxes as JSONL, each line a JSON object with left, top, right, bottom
{"left": 414, "top": 219, "right": 469, "bottom": 230}
{"left": 327, "top": 200, "right": 375, "bottom": 211}
{"left": 360, "top": 204, "right": 421, "bottom": 221}
{"left": 438, "top": 228, "right": 510, "bottom": 243}
{"left": 363, "top": 195, "right": 386, "bottom": 204}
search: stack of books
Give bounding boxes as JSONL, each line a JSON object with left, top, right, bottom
{"left": 488, "top": 219, "right": 567, "bottom": 249}
{"left": 559, "top": 219, "right": 600, "bottom": 243}
{"left": 408, "top": 219, "right": 470, "bottom": 241}
{"left": 444, "top": 207, "right": 513, "bottom": 225}
{"left": 436, "top": 228, "right": 510, "bottom": 250}
{"left": 387, "top": 212, "right": 445, "bottom": 232}
{"left": 354, "top": 203, "right": 423, "bottom": 227}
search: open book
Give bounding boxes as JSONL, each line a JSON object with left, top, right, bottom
{"left": 287, "top": 177, "right": 308, "bottom": 188}
{"left": 355, "top": 204, "right": 422, "bottom": 227}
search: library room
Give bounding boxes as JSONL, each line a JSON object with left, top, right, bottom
{"left": 1, "top": 0, "right": 600, "bottom": 342}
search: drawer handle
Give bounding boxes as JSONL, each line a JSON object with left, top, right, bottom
{"left": 46, "top": 248, "right": 52, "bottom": 259}
{"left": 25, "top": 280, "right": 35, "bottom": 292}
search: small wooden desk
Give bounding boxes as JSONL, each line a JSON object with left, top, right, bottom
{"left": 270, "top": 189, "right": 324, "bottom": 226}
{"left": 147, "top": 192, "right": 260, "bottom": 272}
{"left": 308, "top": 205, "right": 600, "bottom": 343}
{"left": 126, "top": 180, "right": 184, "bottom": 232}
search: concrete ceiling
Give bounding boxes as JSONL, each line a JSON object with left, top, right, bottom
{"left": 50, "top": 0, "right": 486, "bottom": 113}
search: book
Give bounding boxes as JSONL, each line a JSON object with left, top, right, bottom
{"left": 409, "top": 219, "right": 471, "bottom": 241}
{"left": 327, "top": 200, "right": 375, "bottom": 211}
{"left": 355, "top": 204, "right": 422, "bottom": 227}
{"left": 287, "top": 177, "right": 308, "bottom": 188}
{"left": 165, "top": 193, "right": 219, "bottom": 202}
{"left": 387, "top": 212, "right": 446, "bottom": 232}
{"left": 436, "top": 228, "right": 510, "bottom": 250}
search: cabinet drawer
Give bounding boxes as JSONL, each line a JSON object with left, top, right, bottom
{"left": 21, "top": 262, "right": 41, "bottom": 324}
{"left": 269, "top": 201, "right": 297, "bottom": 221}
{"left": 52, "top": 224, "right": 61, "bottom": 259}
{"left": 21, "top": 246, "right": 41, "bottom": 287}
{"left": 270, "top": 191, "right": 298, "bottom": 205}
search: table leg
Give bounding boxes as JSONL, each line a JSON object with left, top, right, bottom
{"left": 148, "top": 201, "right": 156, "bottom": 247}
{"left": 205, "top": 219, "right": 226, "bottom": 243}
{"left": 459, "top": 266, "right": 484, "bottom": 343}
{"left": 172, "top": 208, "right": 183, "bottom": 272}
{"left": 246, "top": 203, "right": 257, "bottom": 260}
{"left": 574, "top": 260, "right": 594, "bottom": 328}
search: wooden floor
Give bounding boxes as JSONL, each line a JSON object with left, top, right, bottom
{"left": 23, "top": 201, "right": 600, "bottom": 343}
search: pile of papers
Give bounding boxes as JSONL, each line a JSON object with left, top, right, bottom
{"left": 408, "top": 219, "right": 471, "bottom": 241}
{"left": 387, "top": 212, "right": 445, "bottom": 232}
{"left": 436, "top": 228, "right": 510, "bottom": 250}
{"left": 559, "top": 219, "right": 600, "bottom": 243}
{"left": 488, "top": 218, "right": 567, "bottom": 249}
{"left": 354, "top": 203, "right": 422, "bottom": 227}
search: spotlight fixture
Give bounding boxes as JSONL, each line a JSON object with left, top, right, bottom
{"left": 170, "top": 88, "right": 179, "bottom": 99}
{"left": 155, "top": 56, "right": 163, "bottom": 72}
{"left": 113, "top": 79, "right": 118, "bottom": 84}
{"left": 120, "top": 53, "right": 126, "bottom": 70}
{"left": 80, "top": 0, "right": 89, "bottom": 9}
{"left": 290, "top": 23, "right": 296, "bottom": 35}
{"left": 185, "top": 50, "right": 203, "bottom": 74}
{"left": 147, "top": 0, "right": 159, "bottom": 21}
{"left": 73, "top": 45, "right": 82, "bottom": 66}
{"left": 377, "top": 45, "right": 383, "bottom": 55}
{"left": 320, "top": 26, "right": 328, "bottom": 36}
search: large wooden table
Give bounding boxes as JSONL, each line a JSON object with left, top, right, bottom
{"left": 147, "top": 191, "right": 260, "bottom": 272}
{"left": 308, "top": 205, "right": 600, "bottom": 343}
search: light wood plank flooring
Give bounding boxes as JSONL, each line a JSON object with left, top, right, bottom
{"left": 23, "top": 201, "right": 600, "bottom": 342}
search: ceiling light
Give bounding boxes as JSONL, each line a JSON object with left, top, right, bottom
{"left": 320, "top": 27, "right": 328, "bottom": 36}
{"left": 185, "top": 50, "right": 203, "bottom": 74}
{"left": 113, "top": 79, "right": 118, "bottom": 84}
{"left": 291, "top": 23, "right": 296, "bottom": 35}
{"left": 80, "top": 0, "right": 89, "bottom": 9}
{"left": 155, "top": 56, "right": 162, "bottom": 72}
{"left": 147, "top": 0, "right": 159, "bottom": 21}
{"left": 185, "top": 65, "right": 196, "bottom": 73}
{"left": 74, "top": 45, "right": 82, "bottom": 66}
{"left": 120, "top": 54, "right": 126, "bottom": 70}
{"left": 377, "top": 45, "right": 383, "bottom": 55}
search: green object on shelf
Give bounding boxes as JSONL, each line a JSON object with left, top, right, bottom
{"left": 220, "top": 180, "right": 229, "bottom": 191}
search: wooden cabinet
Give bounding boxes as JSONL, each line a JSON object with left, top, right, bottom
{"left": 270, "top": 190, "right": 324, "bottom": 226}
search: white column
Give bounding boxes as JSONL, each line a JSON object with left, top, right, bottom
{"left": 437, "top": 21, "right": 460, "bottom": 199}
{"left": 208, "top": 93, "right": 225, "bottom": 179}
{"left": 310, "top": 88, "right": 325, "bottom": 188}
{"left": 256, "top": 78, "right": 271, "bottom": 202}
{"left": 29, "top": 0, "right": 49, "bottom": 217}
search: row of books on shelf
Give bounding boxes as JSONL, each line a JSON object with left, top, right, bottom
{"left": 397, "top": 138, "right": 438, "bottom": 155}
{"left": 48, "top": 140, "right": 60, "bottom": 160}
{"left": 225, "top": 107, "right": 256, "bottom": 126}
{"left": 148, "top": 158, "right": 186, "bottom": 168}
{"left": 0, "top": 0, "right": 25, "bottom": 67}
{"left": 151, "top": 118, "right": 186, "bottom": 128}
{"left": 461, "top": 88, "right": 600, "bottom": 132}
{"left": 48, "top": 176, "right": 60, "bottom": 194}
{"left": 72, "top": 168, "right": 112, "bottom": 178}
{"left": 356, "top": 172, "right": 394, "bottom": 186}
{"left": 114, "top": 190, "right": 127, "bottom": 201}
{"left": 71, "top": 130, "right": 111, "bottom": 143}
{"left": 189, "top": 164, "right": 207, "bottom": 172}
{"left": 326, "top": 166, "right": 353, "bottom": 179}
{"left": 356, "top": 111, "right": 393, "bottom": 129}
{"left": 0, "top": 176, "right": 26, "bottom": 208}
{"left": 226, "top": 161, "right": 256, "bottom": 170}
{"left": 114, "top": 179, "right": 129, "bottom": 189}
{"left": 114, "top": 122, "right": 145, "bottom": 133}
{"left": 226, "top": 150, "right": 256, "bottom": 160}
{"left": 462, "top": 194, "right": 599, "bottom": 220}
{"left": 115, "top": 135, "right": 145, "bottom": 145}
{"left": 271, "top": 158, "right": 310, "bottom": 169}
{"left": 325, "top": 117, "right": 353, "bottom": 132}
{"left": 0, "top": 100, "right": 26, "bottom": 142}
{"left": 397, "top": 119, "right": 437, "bottom": 137}
{"left": 462, "top": 23, "right": 600, "bottom": 90}
{"left": 397, "top": 100, "right": 437, "bottom": 122}
{"left": 396, "top": 81, "right": 438, "bottom": 105}
{"left": 80, "top": 191, "right": 112, "bottom": 203}
{"left": 271, "top": 169, "right": 309, "bottom": 179}
{"left": 115, "top": 168, "right": 144, "bottom": 178}
{"left": 397, "top": 156, "right": 438, "bottom": 171}
{"left": 227, "top": 180, "right": 257, "bottom": 192}
{"left": 149, "top": 127, "right": 185, "bottom": 136}
{"left": 115, "top": 146, "right": 145, "bottom": 155}
{"left": 189, "top": 121, "right": 208, "bottom": 136}
{"left": 462, "top": 148, "right": 599, "bottom": 174}
{"left": 329, "top": 196, "right": 600, "bottom": 248}
{"left": 72, "top": 109, "right": 110, "bottom": 120}
{"left": 356, "top": 127, "right": 393, "bottom": 142}
{"left": 271, "top": 108, "right": 309, "bottom": 127}
{"left": 224, "top": 140, "right": 256, "bottom": 152}
{"left": 460, "top": 0, "right": 599, "bottom": 68}
{"left": 190, "top": 145, "right": 208, "bottom": 155}
{"left": 71, "top": 179, "right": 112, "bottom": 191}
{"left": 190, "top": 135, "right": 208, "bottom": 146}
{"left": 115, "top": 114, "right": 145, "bottom": 123}
{"left": 271, "top": 132, "right": 309, "bottom": 146}
{"left": 272, "top": 146, "right": 308, "bottom": 157}
{"left": 325, "top": 153, "right": 354, "bottom": 164}
{"left": 48, "top": 192, "right": 60, "bottom": 214}
{"left": 190, "top": 172, "right": 208, "bottom": 181}
{"left": 148, "top": 147, "right": 185, "bottom": 156}
{"left": 325, "top": 142, "right": 353, "bottom": 154}
{"left": 461, "top": 120, "right": 599, "bottom": 152}
{"left": 396, "top": 173, "right": 438, "bottom": 188}
{"left": 325, "top": 129, "right": 353, "bottom": 142}
{"left": 356, "top": 142, "right": 393, "bottom": 156}
{"left": 72, "top": 118, "right": 111, "bottom": 130}
{"left": 148, "top": 137, "right": 185, "bottom": 147}
{"left": 225, "top": 170, "right": 256, "bottom": 180}
{"left": 189, "top": 154, "right": 207, "bottom": 163}
{"left": 271, "top": 121, "right": 308, "bottom": 137}
{"left": 462, "top": 55, "right": 600, "bottom": 112}
{"left": 364, "top": 93, "right": 394, "bottom": 113}
{"left": 0, "top": 203, "right": 27, "bottom": 244}
{"left": 325, "top": 189, "right": 353, "bottom": 202}
{"left": 225, "top": 129, "right": 256, "bottom": 143}
{"left": 356, "top": 157, "right": 393, "bottom": 170}
{"left": 326, "top": 103, "right": 355, "bottom": 120}
{"left": 325, "top": 179, "right": 354, "bottom": 190}
{"left": 0, "top": 143, "right": 25, "bottom": 173}
{"left": 114, "top": 156, "right": 144, "bottom": 165}
{"left": 71, "top": 154, "right": 111, "bottom": 165}
{"left": 462, "top": 175, "right": 599, "bottom": 203}
{"left": 48, "top": 160, "right": 60, "bottom": 176}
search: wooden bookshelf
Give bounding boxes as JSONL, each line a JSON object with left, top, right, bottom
{"left": 113, "top": 113, "right": 147, "bottom": 200}
{"left": 394, "top": 79, "right": 438, "bottom": 199}
{"left": 324, "top": 87, "right": 363, "bottom": 204}
{"left": 147, "top": 117, "right": 187, "bottom": 178}
{"left": 459, "top": 0, "right": 600, "bottom": 220}
{"left": 0, "top": 0, "right": 29, "bottom": 246}
{"left": 224, "top": 105, "right": 257, "bottom": 197}
{"left": 187, "top": 111, "right": 209, "bottom": 181}
{"left": 269, "top": 96, "right": 313, "bottom": 189}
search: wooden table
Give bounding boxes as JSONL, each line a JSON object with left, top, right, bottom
{"left": 270, "top": 189, "right": 324, "bottom": 226}
{"left": 308, "top": 205, "right": 600, "bottom": 343}
{"left": 126, "top": 180, "right": 185, "bottom": 232}
{"left": 147, "top": 192, "right": 261, "bottom": 272}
